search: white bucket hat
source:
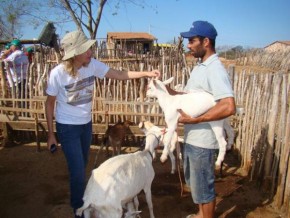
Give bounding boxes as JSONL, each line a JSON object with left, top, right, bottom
{"left": 61, "top": 30, "right": 96, "bottom": 61}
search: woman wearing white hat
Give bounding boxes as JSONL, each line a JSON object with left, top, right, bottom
{"left": 45, "top": 30, "right": 160, "bottom": 217}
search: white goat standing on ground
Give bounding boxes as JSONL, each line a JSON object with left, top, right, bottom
{"left": 146, "top": 77, "right": 227, "bottom": 167}
{"left": 139, "top": 120, "right": 183, "bottom": 174}
{"left": 76, "top": 150, "right": 155, "bottom": 218}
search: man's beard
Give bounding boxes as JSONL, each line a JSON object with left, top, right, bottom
{"left": 192, "top": 49, "right": 206, "bottom": 59}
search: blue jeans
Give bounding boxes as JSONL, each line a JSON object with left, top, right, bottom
{"left": 56, "top": 121, "right": 92, "bottom": 212}
{"left": 183, "top": 143, "right": 216, "bottom": 204}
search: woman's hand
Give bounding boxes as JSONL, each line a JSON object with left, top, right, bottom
{"left": 147, "top": 69, "right": 160, "bottom": 79}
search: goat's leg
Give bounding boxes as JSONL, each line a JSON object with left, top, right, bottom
{"left": 209, "top": 120, "right": 227, "bottom": 167}
{"left": 124, "top": 200, "right": 140, "bottom": 218}
{"left": 161, "top": 115, "right": 178, "bottom": 163}
{"left": 175, "top": 141, "right": 183, "bottom": 167}
{"left": 111, "top": 139, "right": 117, "bottom": 156}
{"left": 83, "top": 208, "right": 91, "bottom": 218}
{"left": 133, "top": 196, "right": 140, "bottom": 212}
{"left": 93, "top": 142, "right": 105, "bottom": 168}
{"left": 168, "top": 151, "right": 176, "bottom": 174}
{"left": 105, "top": 137, "right": 110, "bottom": 157}
{"left": 224, "top": 118, "right": 235, "bottom": 150}
{"left": 160, "top": 129, "right": 174, "bottom": 163}
{"left": 143, "top": 185, "right": 155, "bottom": 218}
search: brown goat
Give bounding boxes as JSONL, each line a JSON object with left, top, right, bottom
{"left": 93, "top": 120, "right": 134, "bottom": 168}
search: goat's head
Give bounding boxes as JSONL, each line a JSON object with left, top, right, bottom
{"left": 146, "top": 77, "right": 175, "bottom": 98}
{"left": 124, "top": 120, "right": 134, "bottom": 128}
{"left": 138, "top": 120, "right": 154, "bottom": 132}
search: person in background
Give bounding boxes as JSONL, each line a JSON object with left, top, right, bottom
{"left": 45, "top": 30, "right": 160, "bottom": 218}
{"left": 166, "top": 21, "right": 236, "bottom": 218}
{"left": 0, "top": 43, "right": 12, "bottom": 60}
{"left": 3, "top": 39, "right": 29, "bottom": 101}
{"left": 25, "top": 47, "right": 35, "bottom": 64}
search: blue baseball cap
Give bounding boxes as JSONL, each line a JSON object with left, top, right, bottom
{"left": 180, "top": 20, "right": 218, "bottom": 40}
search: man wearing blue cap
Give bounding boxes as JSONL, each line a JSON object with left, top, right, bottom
{"left": 168, "top": 21, "right": 236, "bottom": 218}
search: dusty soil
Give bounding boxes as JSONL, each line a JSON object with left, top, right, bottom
{"left": 0, "top": 142, "right": 283, "bottom": 218}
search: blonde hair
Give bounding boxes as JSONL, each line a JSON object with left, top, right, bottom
{"left": 63, "top": 58, "right": 78, "bottom": 78}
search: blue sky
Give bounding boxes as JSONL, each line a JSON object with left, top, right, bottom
{"left": 23, "top": 0, "right": 290, "bottom": 48}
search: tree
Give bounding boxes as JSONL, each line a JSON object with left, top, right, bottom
{"left": 0, "top": 0, "right": 155, "bottom": 40}
{"left": 0, "top": 0, "right": 26, "bottom": 39}
{"left": 58, "top": 0, "right": 107, "bottom": 39}
{"left": 48, "top": 0, "right": 156, "bottom": 39}
{"left": 0, "top": 0, "right": 52, "bottom": 40}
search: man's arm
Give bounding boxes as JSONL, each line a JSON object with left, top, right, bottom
{"left": 178, "top": 97, "right": 236, "bottom": 124}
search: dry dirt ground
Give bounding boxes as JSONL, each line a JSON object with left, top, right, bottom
{"left": 0, "top": 141, "right": 284, "bottom": 218}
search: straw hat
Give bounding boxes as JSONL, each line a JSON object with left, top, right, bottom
{"left": 61, "top": 30, "right": 96, "bottom": 61}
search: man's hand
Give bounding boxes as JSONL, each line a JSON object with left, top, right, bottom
{"left": 177, "top": 109, "right": 200, "bottom": 124}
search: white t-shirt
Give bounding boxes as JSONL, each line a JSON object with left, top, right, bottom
{"left": 46, "top": 58, "right": 110, "bottom": 124}
{"left": 4, "top": 50, "right": 29, "bottom": 86}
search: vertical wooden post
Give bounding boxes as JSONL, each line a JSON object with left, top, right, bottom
{"left": 0, "top": 61, "right": 7, "bottom": 98}
{"left": 34, "top": 115, "right": 40, "bottom": 152}
{"left": 274, "top": 74, "right": 290, "bottom": 208}
{"left": 139, "top": 63, "right": 145, "bottom": 122}
{"left": 264, "top": 75, "right": 282, "bottom": 182}
{"left": 228, "top": 64, "right": 235, "bottom": 89}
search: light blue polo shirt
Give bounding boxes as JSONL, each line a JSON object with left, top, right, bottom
{"left": 183, "top": 54, "right": 234, "bottom": 149}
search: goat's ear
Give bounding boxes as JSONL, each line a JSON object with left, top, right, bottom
{"left": 155, "top": 79, "right": 168, "bottom": 93}
{"left": 163, "top": 77, "right": 174, "bottom": 85}
{"left": 146, "top": 77, "right": 151, "bottom": 84}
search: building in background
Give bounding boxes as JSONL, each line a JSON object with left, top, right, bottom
{"left": 106, "top": 32, "right": 156, "bottom": 58}
{"left": 264, "top": 41, "right": 290, "bottom": 52}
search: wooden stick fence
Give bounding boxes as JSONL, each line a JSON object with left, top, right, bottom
{"left": 232, "top": 68, "right": 289, "bottom": 214}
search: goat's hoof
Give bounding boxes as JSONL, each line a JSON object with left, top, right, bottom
{"left": 215, "top": 161, "right": 222, "bottom": 168}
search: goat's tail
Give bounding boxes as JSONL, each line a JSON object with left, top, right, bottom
{"left": 75, "top": 205, "right": 86, "bottom": 217}
{"left": 76, "top": 201, "right": 93, "bottom": 217}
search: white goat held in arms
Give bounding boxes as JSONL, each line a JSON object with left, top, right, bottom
{"left": 146, "top": 77, "right": 226, "bottom": 167}
{"left": 76, "top": 150, "right": 155, "bottom": 218}
{"left": 139, "top": 120, "right": 183, "bottom": 174}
